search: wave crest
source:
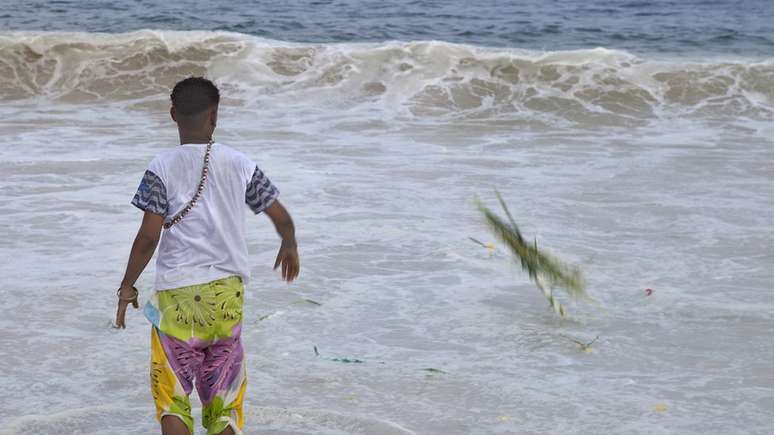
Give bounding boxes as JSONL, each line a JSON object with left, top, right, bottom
{"left": 1, "top": 30, "right": 773, "bottom": 125}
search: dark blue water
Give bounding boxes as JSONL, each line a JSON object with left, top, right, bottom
{"left": 2, "top": 0, "right": 774, "bottom": 55}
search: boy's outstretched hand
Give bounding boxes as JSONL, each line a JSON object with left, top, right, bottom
{"left": 265, "top": 200, "right": 299, "bottom": 282}
{"left": 274, "top": 240, "right": 300, "bottom": 281}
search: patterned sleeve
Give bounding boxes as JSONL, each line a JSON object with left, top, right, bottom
{"left": 245, "top": 165, "right": 279, "bottom": 214}
{"left": 131, "top": 170, "right": 168, "bottom": 217}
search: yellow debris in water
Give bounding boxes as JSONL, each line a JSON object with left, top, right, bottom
{"left": 485, "top": 243, "right": 496, "bottom": 250}
{"left": 498, "top": 416, "right": 510, "bottom": 422}
{"left": 653, "top": 404, "right": 668, "bottom": 412}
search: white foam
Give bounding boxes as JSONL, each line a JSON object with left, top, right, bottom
{"left": 1, "top": 31, "right": 773, "bottom": 125}
{"left": 0, "top": 405, "right": 414, "bottom": 435}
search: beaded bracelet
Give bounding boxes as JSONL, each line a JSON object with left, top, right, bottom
{"left": 116, "top": 286, "right": 139, "bottom": 302}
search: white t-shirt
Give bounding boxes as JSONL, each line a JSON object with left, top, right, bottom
{"left": 131, "top": 142, "right": 279, "bottom": 291}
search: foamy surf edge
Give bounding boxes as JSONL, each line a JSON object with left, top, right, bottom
{"left": 0, "top": 404, "right": 416, "bottom": 435}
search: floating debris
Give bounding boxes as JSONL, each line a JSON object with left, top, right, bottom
{"left": 258, "top": 311, "right": 285, "bottom": 322}
{"left": 653, "top": 403, "right": 668, "bottom": 412}
{"left": 314, "top": 346, "right": 365, "bottom": 364}
{"left": 644, "top": 288, "right": 654, "bottom": 297}
{"left": 563, "top": 335, "right": 599, "bottom": 353}
{"left": 330, "top": 357, "right": 365, "bottom": 364}
{"left": 477, "top": 191, "right": 588, "bottom": 317}
{"left": 469, "top": 237, "right": 496, "bottom": 252}
{"left": 293, "top": 298, "right": 322, "bottom": 306}
{"left": 421, "top": 368, "right": 447, "bottom": 374}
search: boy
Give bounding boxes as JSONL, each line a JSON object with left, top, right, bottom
{"left": 114, "top": 77, "right": 299, "bottom": 435}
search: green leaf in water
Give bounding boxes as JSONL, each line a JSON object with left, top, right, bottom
{"left": 476, "top": 191, "right": 589, "bottom": 316}
{"left": 314, "top": 345, "right": 365, "bottom": 364}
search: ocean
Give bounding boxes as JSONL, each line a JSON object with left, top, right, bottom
{"left": 1, "top": 1, "right": 773, "bottom": 434}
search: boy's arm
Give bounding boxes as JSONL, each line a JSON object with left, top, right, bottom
{"left": 114, "top": 211, "right": 164, "bottom": 328}
{"left": 263, "top": 200, "right": 300, "bottom": 282}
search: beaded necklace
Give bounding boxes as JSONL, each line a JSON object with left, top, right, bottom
{"left": 163, "top": 139, "right": 213, "bottom": 230}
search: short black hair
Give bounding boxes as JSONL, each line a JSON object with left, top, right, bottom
{"left": 170, "top": 77, "right": 220, "bottom": 117}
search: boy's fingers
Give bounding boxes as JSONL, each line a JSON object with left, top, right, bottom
{"left": 291, "top": 260, "right": 299, "bottom": 280}
{"left": 286, "top": 258, "right": 296, "bottom": 281}
{"left": 115, "top": 302, "right": 127, "bottom": 328}
{"left": 274, "top": 246, "right": 299, "bottom": 281}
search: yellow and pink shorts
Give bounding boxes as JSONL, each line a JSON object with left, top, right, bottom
{"left": 144, "top": 275, "right": 247, "bottom": 435}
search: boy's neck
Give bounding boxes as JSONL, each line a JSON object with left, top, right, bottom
{"left": 178, "top": 131, "right": 212, "bottom": 145}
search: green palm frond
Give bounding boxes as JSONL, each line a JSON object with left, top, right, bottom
{"left": 477, "top": 192, "right": 587, "bottom": 306}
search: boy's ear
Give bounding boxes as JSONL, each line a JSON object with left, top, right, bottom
{"left": 170, "top": 106, "right": 177, "bottom": 123}
{"left": 209, "top": 106, "right": 218, "bottom": 129}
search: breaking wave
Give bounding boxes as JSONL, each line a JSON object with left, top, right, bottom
{"left": 2, "top": 30, "right": 773, "bottom": 125}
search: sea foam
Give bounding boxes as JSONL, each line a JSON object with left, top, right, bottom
{"left": 1, "top": 30, "right": 773, "bottom": 127}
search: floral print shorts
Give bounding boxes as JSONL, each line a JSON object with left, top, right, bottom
{"left": 144, "top": 275, "right": 247, "bottom": 435}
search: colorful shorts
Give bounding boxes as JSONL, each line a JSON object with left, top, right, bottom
{"left": 144, "top": 275, "right": 247, "bottom": 435}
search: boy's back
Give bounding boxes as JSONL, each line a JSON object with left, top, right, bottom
{"left": 132, "top": 142, "right": 279, "bottom": 291}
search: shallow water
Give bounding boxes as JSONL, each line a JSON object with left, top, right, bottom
{"left": 1, "top": 30, "right": 773, "bottom": 434}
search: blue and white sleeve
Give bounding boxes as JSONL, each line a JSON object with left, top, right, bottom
{"left": 131, "top": 170, "right": 168, "bottom": 217}
{"left": 245, "top": 165, "right": 279, "bottom": 214}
